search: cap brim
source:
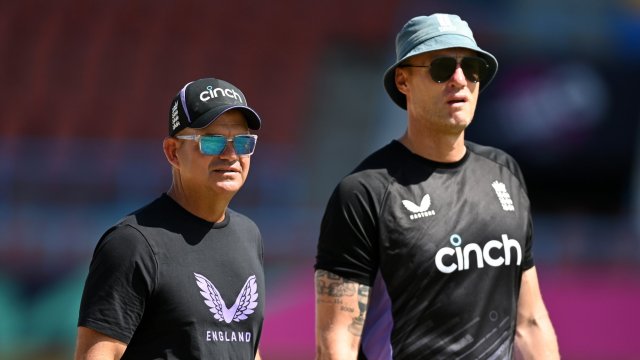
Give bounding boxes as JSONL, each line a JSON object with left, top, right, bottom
{"left": 383, "top": 36, "right": 498, "bottom": 109}
{"left": 190, "top": 104, "right": 262, "bottom": 131}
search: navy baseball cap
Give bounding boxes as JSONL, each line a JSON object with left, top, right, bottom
{"left": 169, "top": 78, "right": 261, "bottom": 136}
{"left": 383, "top": 14, "right": 499, "bottom": 109}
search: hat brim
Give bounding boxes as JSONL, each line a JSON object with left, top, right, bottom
{"left": 383, "top": 34, "right": 498, "bottom": 109}
{"left": 190, "top": 104, "right": 262, "bottom": 131}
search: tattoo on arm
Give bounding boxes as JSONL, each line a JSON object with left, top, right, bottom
{"left": 316, "top": 270, "right": 370, "bottom": 336}
{"left": 348, "top": 285, "right": 369, "bottom": 335}
{"left": 315, "top": 270, "right": 356, "bottom": 297}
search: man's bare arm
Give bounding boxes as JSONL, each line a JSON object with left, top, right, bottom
{"left": 315, "top": 269, "right": 369, "bottom": 360}
{"left": 514, "top": 266, "right": 560, "bottom": 359}
{"left": 75, "top": 326, "right": 126, "bottom": 360}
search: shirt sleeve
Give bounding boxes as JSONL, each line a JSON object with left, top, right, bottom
{"left": 522, "top": 212, "right": 535, "bottom": 270}
{"left": 315, "top": 175, "right": 380, "bottom": 286}
{"left": 78, "top": 224, "right": 157, "bottom": 344}
{"left": 511, "top": 157, "right": 535, "bottom": 271}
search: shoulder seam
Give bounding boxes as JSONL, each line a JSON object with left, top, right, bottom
{"left": 468, "top": 145, "right": 527, "bottom": 192}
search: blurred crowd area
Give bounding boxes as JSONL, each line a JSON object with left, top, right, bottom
{"left": 1, "top": 0, "right": 640, "bottom": 359}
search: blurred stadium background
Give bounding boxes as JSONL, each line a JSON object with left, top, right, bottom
{"left": 1, "top": 0, "right": 640, "bottom": 359}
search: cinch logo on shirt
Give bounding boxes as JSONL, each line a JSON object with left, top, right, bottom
{"left": 194, "top": 273, "right": 258, "bottom": 323}
{"left": 402, "top": 194, "right": 436, "bottom": 220}
{"left": 435, "top": 234, "right": 522, "bottom": 274}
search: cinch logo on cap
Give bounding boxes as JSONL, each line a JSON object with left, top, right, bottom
{"left": 199, "top": 85, "right": 244, "bottom": 103}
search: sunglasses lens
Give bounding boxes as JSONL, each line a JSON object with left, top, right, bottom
{"left": 461, "top": 57, "right": 488, "bottom": 83}
{"left": 232, "top": 135, "right": 257, "bottom": 156}
{"left": 427, "top": 57, "right": 489, "bottom": 83}
{"left": 199, "top": 136, "right": 227, "bottom": 155}
{"left": 198, "top": 135, "right": 257, "bottom": 156}
{"left": 429, "top": 57, "right": 457, "bottom": 83}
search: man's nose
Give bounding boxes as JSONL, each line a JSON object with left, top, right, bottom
{"left": 218, "top": 140, "right": 238, "bottom": 160}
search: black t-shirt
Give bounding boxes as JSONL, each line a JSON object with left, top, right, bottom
{"left": 315, "top": 140, "right": 534, "bottom": 359}
{"left": 78, "top": 194, "right": 265, "bottom": 359}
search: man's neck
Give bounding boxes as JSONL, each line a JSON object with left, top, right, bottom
{"left": 399, "top": 130, "right": 466, "bottom": 163}
{"left": 166, "top": 186, "right": 230, "bottom": 223}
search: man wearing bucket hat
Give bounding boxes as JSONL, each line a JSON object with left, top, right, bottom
{"left": 75, "top": 78, "right": 265, "bottom": 359}
{"left": 315, "top": 14, "right": 559, "bottom": 359}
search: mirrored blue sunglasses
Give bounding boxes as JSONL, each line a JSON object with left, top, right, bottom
{"left": 175, "top": 134, "right": 258, "bottom": 156}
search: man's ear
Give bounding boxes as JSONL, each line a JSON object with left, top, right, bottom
{"left": 163, "top": 137, "right": 180, "bottom": 168}
{"left": 395, "top": 67, "right": 410, "bottom": 96}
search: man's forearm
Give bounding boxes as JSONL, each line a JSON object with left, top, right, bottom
{"left": 315, "top": 270, "right": 369, "bottom": 360}
{"left": 514, "top": 313, "right": 560, "bottom": 360}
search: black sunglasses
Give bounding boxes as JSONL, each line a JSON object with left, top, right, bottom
{"left": 400, "top": 56, "right": 489, "bottom": 84}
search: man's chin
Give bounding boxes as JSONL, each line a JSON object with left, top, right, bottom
{"left": 211, "top": 180, "right": 244, "bottom": 194}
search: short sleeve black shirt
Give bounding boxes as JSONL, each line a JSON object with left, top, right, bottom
{"left": 316, "top": 141, "right": 534, "bottom": 359}
{"left": 79, "top": 194, "right": 265, "bottom": 359}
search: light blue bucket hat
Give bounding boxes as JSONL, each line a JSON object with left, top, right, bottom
{"left": 383, "top": 14, "right": 498, "bottom": 109}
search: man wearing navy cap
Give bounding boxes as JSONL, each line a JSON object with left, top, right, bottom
{"left": 76, "top": 78, "right": 265, "bottom": 359}
{"left": 315, "top": 14, "right": 559, "bottom": 359}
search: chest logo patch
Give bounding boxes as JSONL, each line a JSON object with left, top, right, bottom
{"left": 194, "top": 273, "right": 259, "bottom": 323}
{"left": 492, "top": 181, "right": 515, "bottom": 211}
{"left": 402, "top": 194, "right": 436, "bottom": 220}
